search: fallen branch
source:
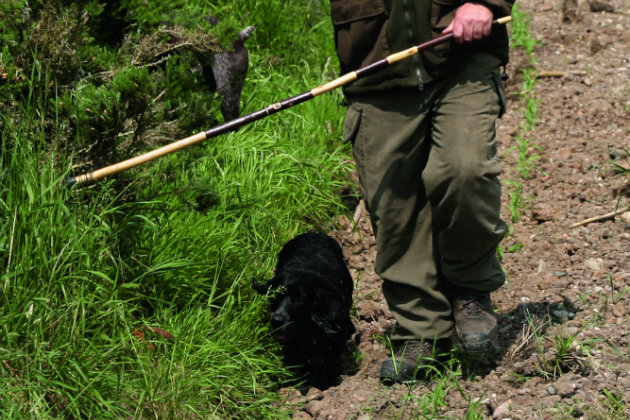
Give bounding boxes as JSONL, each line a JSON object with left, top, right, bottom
{"left": 537, "top": 70, "right": 587, "bottom": 78}
{"left": 570, "top": 209, "right": 629, "bottom": 228}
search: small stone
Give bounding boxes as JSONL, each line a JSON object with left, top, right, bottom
{"left": 554, "top": 376, "right": 577, "bottom": 397}
{"left": 589, "top": 0, "right": 615, "bottom": 12}
{"left": 545, "top": 394, "right": 562, "bottom": 405}
{"left": 306, "top": 400, "right": 325, "bottom": 418}
{"left": 584, "top": 258, "right": 604, "bottom": 271}
{"left": 562, "top": 0, "right": 579, "bottom": 21}
{"left": 590, "top": 38, "right": 608, "bottom": 55}
{"left": 612, "top": 301, "right": 626, "bottom": 318}
{"left": 278, "top": 387, "right": 303, "bottom": 404}
{"left": 547, "top": 385, "right": 557, "bottom": 395}
{"left": 306, "top": 388, "right": 324, "bottom": 401}
{"left": 525, "top": 376, "right": 542, "bottom": 388}
{"left": 321, "top": 408, "right": 347, "bottom": 419}
{"left": 550, "top": 307, "right": 570, "bottom": 323}
{"left": 562, "top": 326, "right": 580, "bottom": 336}
{"left": 293, "top": 410, "right": 313, "bottom": 420}
{"left": 493, "top": 399, "right": 513, "bottom": 419}
{"left": 532, "top": 203, "right": 554, "bottom": 222}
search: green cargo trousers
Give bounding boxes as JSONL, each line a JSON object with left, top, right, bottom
{"left": 343, "top": 53, "right": 508, "bottom": 342}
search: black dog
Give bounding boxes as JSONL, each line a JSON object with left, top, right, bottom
{"left": 252, "top": 233, "right": 355, "bottom": 390}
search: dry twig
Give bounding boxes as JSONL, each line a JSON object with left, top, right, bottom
{"left": 570, "top": 209, "right": 629, "bottom": 228}
{"left": 537, "top": 70, "right": 587, "bottom": 78}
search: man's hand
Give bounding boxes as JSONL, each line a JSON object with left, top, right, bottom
{"left": 442, "top": 2, "right": 493, "bottom": 44}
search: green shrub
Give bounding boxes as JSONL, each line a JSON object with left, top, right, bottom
{"left": 1, "top": 1, "right": 351, "bottom": 418}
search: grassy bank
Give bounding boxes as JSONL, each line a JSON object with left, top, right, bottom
{"left": 0, "top": 1, "right": 351, "bottom": 418}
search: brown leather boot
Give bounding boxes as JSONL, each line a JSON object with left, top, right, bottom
{"left": 451, "top": 288, "right": 498, "bottom": 355}
{"left": 380, "top": 339, "right": 450, "bottom": 385}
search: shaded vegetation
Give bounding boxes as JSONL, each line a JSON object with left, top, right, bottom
{"left": 1, "top": 0, "right": 352, "bottom": 418}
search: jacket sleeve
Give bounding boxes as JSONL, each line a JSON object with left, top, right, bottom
{"left": 466, "top": 0, "right": 515, "bottom": 18}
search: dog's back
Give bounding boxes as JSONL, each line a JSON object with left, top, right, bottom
{"left": 275, "top": 232, "right": 353, "bottom": 305}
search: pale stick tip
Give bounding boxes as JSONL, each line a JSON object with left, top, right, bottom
{"left": 497, "top": 16, "right": 513, "bottom": 25}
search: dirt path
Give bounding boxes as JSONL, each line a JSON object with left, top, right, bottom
{"left": 281, "top": 0, "right": 629, "bottom": 418}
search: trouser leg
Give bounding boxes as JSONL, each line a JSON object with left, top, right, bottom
{"left": 423, "top": 54, "right": 507, "bottom": 292}
{"left": 344, "top": 92, "right": 453, "bottom": 341}
{"left": 343, "top": 53, "right": 507, "bottom": 342}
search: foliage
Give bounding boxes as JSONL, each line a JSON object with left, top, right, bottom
{"left": 1, "top": 0, "right": 350, "bottom": 418}
{"left": 508, "top": 4, "right": 539, "bottom": 56}
{"left": 508, "top": 3, "right": 541, "bottom": 181}
{"left": 499, "top": 3, "right": 540, "bottom": 254}
{"left": 2, "top": 1, "right": 225, "bottom": 177}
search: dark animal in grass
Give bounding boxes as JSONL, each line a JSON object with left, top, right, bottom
{"left": 146, "top": 16, "right": 254, "bottom": 122}
{"left": 252, "top": 233, "right": 355, "bottom": 390}
{"left": 200, "top": 19, "right": 255, "bottom": 122}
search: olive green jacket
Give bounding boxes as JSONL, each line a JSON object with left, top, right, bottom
{"left": 330, "top": 0, "right": 514, "bottom": 95}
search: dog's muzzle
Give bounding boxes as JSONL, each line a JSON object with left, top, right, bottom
{"left": 270, "top": 312, "right": 291, "bottom": 342}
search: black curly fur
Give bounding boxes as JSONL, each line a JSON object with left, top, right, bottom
{"left": 252, "top": 233, "right": 355, "bottom": 390}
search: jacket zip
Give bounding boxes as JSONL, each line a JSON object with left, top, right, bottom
{"left": 400, "top": 0, "right": 424, "bottom": 90}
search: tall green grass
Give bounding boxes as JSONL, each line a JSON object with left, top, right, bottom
{"left": 1, "top": 0, "right": 351, "bottom": 418}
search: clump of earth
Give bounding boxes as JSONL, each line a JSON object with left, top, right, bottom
{"left": 277, "top": 0, "right": 629, "bottom": 418}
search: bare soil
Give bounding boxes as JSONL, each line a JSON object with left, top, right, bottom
{"left": 279, "top": 0, "right": 629, "bottom": 418}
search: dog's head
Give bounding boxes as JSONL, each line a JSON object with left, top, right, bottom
{"left": 252, "top": 272, "right": 350, "bottom": 344}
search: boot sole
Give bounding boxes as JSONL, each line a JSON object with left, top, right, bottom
{"left": 452, "top": 334, "right": 498, "bottom": 357}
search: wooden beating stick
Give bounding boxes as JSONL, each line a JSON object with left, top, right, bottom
{"left": 67, "top": 16, "right": 512, "bottom": 186}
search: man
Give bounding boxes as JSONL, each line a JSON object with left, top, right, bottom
{"left": 330, "top": 0, "right": 514, "bottom": 384}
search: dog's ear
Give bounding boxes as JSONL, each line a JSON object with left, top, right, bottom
{"left": 251, "top": 277, "right": 271, "bottom": 295}
{"left": 252, "top": 274, "right": 286, "bottom": 295}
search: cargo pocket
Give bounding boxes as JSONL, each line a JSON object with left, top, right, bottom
{"left": 490, "top": 70, "right": 507, "bottom": 117}
{"left": 343, "top": 105, "right": 362, "bottom": 144}
{"left": 331, "top": 0, "right": 389, "bottom": 74}
{"left": 343, "top": 105, "right": 368, "bottom": 187}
